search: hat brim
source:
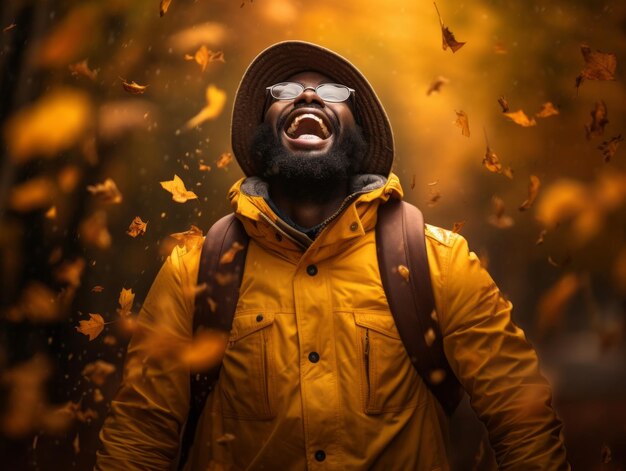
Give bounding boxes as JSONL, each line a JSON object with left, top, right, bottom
{"left": 231, "top": 41, "right": 394, "bottom": 177}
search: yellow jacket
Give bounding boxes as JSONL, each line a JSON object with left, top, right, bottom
{"left": 97, "top": 173, "right": 569, "bottom": 470}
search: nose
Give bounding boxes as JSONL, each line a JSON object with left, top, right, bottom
{"left": 293, "top": 87, "right": 325, "bottom": 108}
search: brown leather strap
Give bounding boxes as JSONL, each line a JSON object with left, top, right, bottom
{"left": 376, "top": 199, "right": 463, "bottom": 415}
{"left": 178, "top": 214, "right": 249, "bottom": 470}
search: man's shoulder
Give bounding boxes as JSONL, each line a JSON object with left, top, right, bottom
{"left": 424, "top": 223, "right": 459, "bottom": 248}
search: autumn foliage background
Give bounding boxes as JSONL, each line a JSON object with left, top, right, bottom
{"left": 1, "top": 0, "right": 625, "bottom": 469}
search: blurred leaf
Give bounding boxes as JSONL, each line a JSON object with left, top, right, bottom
{"left": 181, "top": 330, "right": 228, "bottom": 372}
{"left": 454, "top": 110, "right": 470, "bottom": 137}
{"left": 118, "top": 288, "right": 135, "bottom": 318}
{"left": 160, "top": 174, "right": 198, "bottom": 203}
{"left": 426, "top": 76, "right": 449, "bottom": 95}
{"left": 536, "top": 229, "right": 548, "bottom": 246}
{"left": 427, "top": 187, "right": 441, "bottom": 207}
{"left": 3, "top": 23, "right": 16, "bottom": 33}
{"left": 537, "top": 273, "right": 580, "bottom": 335}
{"left": 598, "top": 134, "right": 623, "bottom": 163}
{"left": 216, "top": 152, "right": 233, "bottom": 169}
{"left": 58, "top": 165, "right": 82, "bottom": 193}
{"left": 76, "top": 313, "right": 105, "bottom": 341}
{"left": 185, "top": 45, "right": 225, "bottom": 72}
{"left": 81, "top": 360, "right": 116, "bottom": 386}
{"left": 168, "top": 225, "right": 204, "bottom": 252}
{"left": 519, "top": 175, "right": 541, "bottom": 211}
{"left": 535, "top": 102, "right": 559, "bottom": 119}
{"left": 5, "top": 282, "right": 60, "bottom": 323}
{"left": 126, "top": 216, "right": 148, "bottom": 238}
{"left": 434, "top": 2, "right": 465, "bottom": 53}
{"left": 186, "top": 85, "right": 227, "bottom": 129}
{"left": 504, "top": 110, "right": 537, "bottom": 127}
{"left": 87, "top": 178, "right": 123, "bottom": 204}
{"left": 452, "top": 221, "right": 465, "bottom": 233}
{"left": 4, "top": 88, "right": 91, "bottom": 162}
{"left": 9, "top": 177, "right": 56, "bottom": 212}
{"left": 160, "top": 0, "right": 173, "bottom": 17}
{"left": 169, "top": 22, "right": 227, "bottom": 52}
{"left": 488, "top": 196, "right": 514, "bottom": 228}
{"left": 199, "top": 163, "right": 212, "bottom": 172}
{"left": 497, "top": 96, "right": 509, "bottom": 113}
{"left": 91, "top": 286, "right": 104, "bottom": 293}
{"left": 45, "top": 206, "right": 57, "bottom": 219}
{"left": 429, "top": 369, "right": 446, "bottom": 385}
{"left": 398, "top": 265, "right": 410, "bottom": 281}
{"left": 575, "top": 45, "right": 617, "bottom": 89}
{"left": 493, "top": 42, "right": 507, "bottom": 54}
{"left": 69, "top": 59, "right": 98, "bottom": 81}
{"left": 79, "top": 210, "right": 112, "bottom": 249}
{"left": 219, "top": 242, "right": 245, "bottom": 264}
{"left": 121, "top": 79, "right": 149, "bottom": 95}
{"left": 54, "top": 258, "right": 85, "bottom": 287}
{"left": 585, "top": 101, "right": 609, "bottom": 140}
{"left": 216, "top": 433, "right": 236, "bottom": 445}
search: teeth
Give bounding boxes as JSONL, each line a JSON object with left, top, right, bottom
{"left": 287, "top": 113, "right": 330, "bottom": 138}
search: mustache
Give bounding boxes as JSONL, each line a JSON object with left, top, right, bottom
{"left": 276, "top": 103, "right": 340, "bottom": 135}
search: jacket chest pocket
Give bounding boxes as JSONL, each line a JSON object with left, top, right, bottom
{"left": 355, "top": 311, "right": 423, "bottom": 414}
{"left": 219, "top": 311, "right": 276, "bottom": 420}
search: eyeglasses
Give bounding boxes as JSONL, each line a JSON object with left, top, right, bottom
{"left": 266, "top": 82, "right": 355, "bottom": 103}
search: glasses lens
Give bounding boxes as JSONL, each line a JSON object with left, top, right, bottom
{"left": 271, "top": 82, "right": 303, "bottom": 100}
{"left": 317, "top": 84, "right": 351, "bottom": 102}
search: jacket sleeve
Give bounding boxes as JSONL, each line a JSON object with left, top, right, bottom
{"left": 436, "top": 234, "right": 569, "bottom": 470}
{"left": 95, "top": 245, "right": 199, "bottom": 470}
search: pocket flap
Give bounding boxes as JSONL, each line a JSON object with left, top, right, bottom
{"left": 353, "top": 311, "right": 401, "bottom": 339}
{"left": 230, "top": 311, "right": 275, "bottom": 342}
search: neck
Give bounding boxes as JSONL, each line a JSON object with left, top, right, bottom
{"left": 269, "top": 179, "right": 350, "bottom": 228}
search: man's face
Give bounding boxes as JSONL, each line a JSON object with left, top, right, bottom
{"left": 252, "top": 71, "right": 367, "bottom": 201}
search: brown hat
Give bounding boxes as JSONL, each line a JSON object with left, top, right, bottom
{"left": 231, "top": 40, "right": 394, "bottom": 177}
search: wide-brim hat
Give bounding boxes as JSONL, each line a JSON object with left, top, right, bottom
{"left": 231, "top": 40, "right": 395, "bottom": 177}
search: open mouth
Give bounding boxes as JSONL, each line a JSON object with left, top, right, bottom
{"left": 283, "top": 110, "right": 333, "bottom": 150}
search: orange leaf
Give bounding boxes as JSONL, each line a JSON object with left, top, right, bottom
{"left": 519, "top": 175, "right": 541, "bottom": 211}
{"left": 185, "top": 45, "right": 225, "bottom": 72}
{"left": 454, "top": 110, "right": 470, "bottom": 137}
{"left": 117, "top": 288, "right": 135, "bottom": 317}
{"left": 69, "top": 59, "right": 98, "bottom": 81}
{"left": 199, "top": 163, "right": 212, "bottom": 172}
{"left": 9, "top": 177, "right": 56, "bottom": 212}
{"left": 160, "top": 0, "right": 173, "bottom": 16}
{"left": 120, "top": 79, "right": 148, "bottom": 95}
{"left": 575, "top": 45, "right": 617, "bottom": 89}
{"left": 81, "top": 360, "right": 116, "bottom": 386}
{"left": 535, "top": 102, "right": 559, "bottom": 119}
{"left": 169, "top": 225, "right": 204, "bottom": 251}
{"left": 181, "top": 330, "right": 228, "bottom": 372}
{"left": 426, "top": 76, "right": 449, "bottom": 95}
{"left": 76, "top": 313, "right": 105, "bottom": 341}
{"left": 216, "top": 152, "right": 233, "bottom": 169}
{"left": 160, "top": 174, "right": 198, "bottom": 203}
{"left": 86, "top": 178, "right": 122, "bottom": 204}
{"left": 219, "top": 242, "right": 245, "bottom": 264}
{"left": 54, "top": 258, "right": 85, "bottom": 287}
{"left": 434, "top": 2, "right": 465, "bottom": 53}
{"left": 79, "top": 210, "right": 111, "bottom": 249}
{"left": 452, "top": 221, "right": 465, "bottom": 233}
{"left": 126, "top": 216, "right": 148, "bottom": 237}
{"left": 503, "top": 110, "right": 537, "bottom": 127}
{"left": 185, "top": 85, "right": 227, "bottom": 129}
{"left": 536, "top": 273, "right": 581, "bottom": 335}
{"left": 91, "top": 285, "right": 104, "bottom": 292}
{"left": 598, "top": 134, "right": 623, "bottom": 163}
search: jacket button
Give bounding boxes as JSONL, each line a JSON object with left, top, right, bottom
{"left": 314, "top": 450, "right": 326, "bottom": 462}
{"left": 256, "top": 314, "right": 263, "bottom": 322}
{"left": 350, "top": 222, "right": 358, "bottom": 231}
{"left": 306, "top": 264, "right": 318, "bottom": 276}
{"left": 308, "top": 351, "right": 320, "bottom": 363}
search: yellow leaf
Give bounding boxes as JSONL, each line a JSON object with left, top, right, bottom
{"left": 160, "top": 174, "right": 198, "bottom": 203}
{"left": 186, "top": 85, "right": 227, "bottom": 129}
{"left": 185, "top": 45, "right": 225, "bottom": 72}
{"left": 519, "top": 175, "right": 541, "bottom": 211}
{"left": 181, "top": 330, "right": 228, "bottom": 372}
{"left": 126, "top": 216, "right": 148, "bottom": 237}
{"left": 168, "top": 225, "right": 204, "bottom": 251}
{"left": 536, "top": 274, "right": 581, "bottom": 335}
{"left": 76, "top": 313, "right": 105, "bottom": 341}
{"left": 216, "top": 152, "right": 233, "bottom": 169}
{"left": 86, "top": 178, "right": 123, "bottom": 204}
{"left": 504, "top": 110, "right": 537, "bottom": 127}
{"left": 219, "top": 242, "right": 245, "bottom": 264}
{"left": 118, "top": 288, "right": 135, "bottom": 317}
{"left": 398, "top": 265, "right": 410, "bottom": 281}
{"left": 535, "top": 102, "right": 559, "bottom": 119}
{"left": 81, "top": 360, "right": 116, "bottom": 386}
{"left": 121, "top": 79, "right": 149, "bottom": 95}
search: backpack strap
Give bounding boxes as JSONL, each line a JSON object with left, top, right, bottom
{"left": 376, "top": 199, "right": 463, "bottom": 415}
{"left": 178, "top": 214, "right": 249, "bottom": 470}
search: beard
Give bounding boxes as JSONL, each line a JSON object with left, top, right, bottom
{"left": 251, "top": 114, "right": 367, "bottom": 203}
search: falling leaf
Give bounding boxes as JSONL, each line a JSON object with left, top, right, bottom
{"left": 519, "top": 175, "right": 541, "bottom": 211}
{"left": 69, "top": 59, "right": 97, "bottom": 81}
{"left": 121, "top": 79, "right": 149, "bottom": 95}
{"left": 398, "top": 265, "right": 410, "bottom": 281}
{"left": 9, "top": 177, "right": 56, "bottom": 212}
{"left": 535, "top": 102, "right": 559, "bottom": 119}
{"left": 585, "top": 101, "right": 609, "bottom": 140}
{"left": 86, "top": 178, "right": 122, "bottom": 204}
{"left": 547, "top": 254, "right": 572, "bottom": 268}
{"left": 428, "top": 188, "right": 441, "bottom": 207}
{"left": 216, "top": 152, "right": 233, "bottom": 169}
{"left": 488, "top": 196, "right": 514, "bottom": 228}
{"left": 410, "top": 174, "right": 416, "bottom": 189}
{"left": 103, "top": 335, "right": 117, "bottom": 346}
{"left": 185, "top": 85, "right": 227, "bottom": 129}
{"left": 5, "top": 282, "right": 60, "bottom": 323}
{"left": 117, "top": 288, "right": 135, "bottom": 318}
{"left": 504, "top": 110, "right": 537, "bottom": 127}
{"left": 160, "top": 0, "right": 173, "bottom": 16}
{"left": 45, "top": 206, "right": 57, "bottom": 219}
{"left": 160, "top": 174, "right": 198, "bottom": 203}
{"left": 429, "top": 369, "right": 446, "bottom": 384}
{"left": 426, "top": 76, "right": 449, "bottom": 95}
{"left": 4, "top": 88, "right": 91, "bottom": 163}
{"left": 168, "top": 225, "right": 204, "bottom": 251}
{"left": 199, "top": 163, "right": 212, "bottom": 172}
{"left": 424, "top": 328, "right": 436, "bottom": 347}
{"left": 482, "top": 145, "right": 513, "bottom": 179}
{"left": 454, "top": 110, "right": 470, "bottom": 137}
{"left": 219, "top": 242, "right": 245, "bottom": 264}
{"left": 434, "top": 2, "right": 465, "bottom": 53}
{"left": 497, "top": 96, "right": 509, "bottom": 113}
{"left": 82, "top": 360, "right": 116, "bottom": 386}
{"left": 58, "top": 165, "right": 82, "bottom": 193}
{"left": 493, "top": 42, "right": 507, "bottom": 54}
{"left": 575, "top": 45, "right": 617, "bottom": 90}
{"left": 54, "top": 258, "right": 85, "bottom": 287}
{"left": 216, "top": 433, "right": 236, "bottom": 445}
{"left": 598, "top": 134, "right": 623, "bottom": 163}
{"left": 452, "top": 221, "right": 465, "bottom": 233}
{"left": 181, "top": 330, "right": 228, "bottom": 372}
{"left": 79, "top": 210, "right": 111, "bottom": 249}
{"left": 73, "top": 434, "right": 80, "bottom": 454}
{"left": 126, "top": 216, "right": 148, "bottom": 237}
{"left": 185, "top": 45, "right": 225, "bottom": 72}
{"left": 427, "top": 180, "right": 439, "bottom": 186}
{"left": 536, "top": 229, "right": 548, "bottom": 245}
{"left": 76, "top": 313, "right": 105, "bottom": 341}
{"left": 601, "top": 444, "right": 612, "bottom": 464}
{"left": 3, "top": 23, "right": 17, "bottom": 33}
{"left": 536, "top": 273, "right": 580, "bottom": 335}
{"left": 91, "top": 285, "right": 104, "bottom": 292}
{"left": 214, "top": 272, "right": 236, "bottom": 286}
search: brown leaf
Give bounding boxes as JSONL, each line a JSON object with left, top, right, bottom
{"left": 575, "top": 45, "right": 617, "bottom": 89}
{"left": 488, "top": 196, "right": 514, "bottom": 228}
{"left": 434, "top": 2, "right": 465, "bottom": 53}
{"left": 452, "top": 221, "right": 465, "bottom": 233}
{"left": 548, "top": 254, "right": 572, "bottom": 268}
{"left": 75, "top": 313, "right": 105, "bottom": 341}
{"left": 598, "top": 134, "right": 623, "bottom": 163}
{"left": 428, "top": 188, "right": 441, "bottom": 207}
{"left": 519, "top": 175, "right": 541, "bottom": 211}
{"left": 103, "top": 335, "right": 117, "bottom": 346}
{"left": 120, "top": 79, "right": 149, "bottom": 95}
{"left": 398, "top": 265, "right": 410, "bottom": 281}
{"left": 219, "top": 242, "right": 245, "bottom": 264}
{"left": 86, "top": 178, "right": 122, "bottom": 204}
{"left": 601, "top": 444, "right": 612, "bottom": 464}
{"left": 504, "top": 110, "right": 537, "bottom": 127}
{"left": 68, "top": 59, "right": 97, "bottom": 81}
{"left": 81, "top": 360, "right": 116, "bottom": 386}
{"left": 410, "top": 174, "right": 416, "bottom": 189}
{"left": 3, "top": 23, "right": 17, "bottom": 33}
{"left": 216, "top": 152, "right": 233, "bottom": 169}
{"left": 126, "top": 216, "right": 148, "bottom": 238}
{"left": 426, "top": 76, "right": 449, "bottom": 95}
{"left": 537, "top": 273, "right": 580, "bottom": 335}
{"left": 216, "top": 433, "right": 236, "bottom": 445}
{"left": 585, "top": 101, "right": 609, "bottom": 140}
{"left": 160, "top": 0, "right": 173, "bottom": 16}
{"left": 497, "top": 96, "right": 509, "bottom": 113}
{"left": 117, "top": 288, "right": 135, "bottom": 318}
{"left": 185, "top": 85, "right": 227, "bottom": 129}
{"left": 535, "top": 229, "right": 548, "bottom": 245}
{"left": 160, "top": 174, "right": 198, "bottom": 203}
{"left": 185, "top": 45, "right": 225, "bottom": 72}
{"left": 454, "top": 110, "right": 470, "bottom": 137}
{"left": 482, "top": 145, "right": 513, "bottom": 179}
{"left": 535, "top": 102, "right": 559, "bottom": 119}
{"left": 91, "top": 285, "right": 104, "bottom": 292}
{"left": 79, "top": 210, "right": 111, "bottom": 249}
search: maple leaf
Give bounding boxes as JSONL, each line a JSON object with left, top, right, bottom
{"left": 120, "top": 78, "right": 148, "bottom": 95}
{"left": 185, "top": 45, "right": 225, "bottom": 72}
{"left": 519, "top": 175, "right": 541, "bottom": 211}
{"left": 126, "top": 216, "right": 148, "bottom": 237}
{"left": 454, "top": 110, "right": 470, "bottom": 137}
{"left": 497, "top": 96, "right": 509, "bottom": 113}
{"left": 452, "top": 221, "right": 465, "bottom": 233}
{"left": 69, "top": 59, "right": 97, "bottom": 81}
{"left": 81, "top": 360, "right": 116, "bottom": 386}
{"left": 535, "top": 102, "right": 559, "bottom": 118}
{"left": 219, "top": 242, "right": 245, "bottom": 264}
{"left": 160, "top": 0, "right": 172, "bottom": 16}
{"left": 117, "top": 288, "right": 135, "bottom": 317}
{"left": 160, "top": 174, "right": 198, "bottom": 203}
{"left": 185, "top": 85, "right": 227, "bottom": 129}
{"left": 487, "top": 196, "right": 514, "bottom": 228}
{"left": 216, "top": 152, "right": 233, "bottom": 169}
{"left": 575, "top": 45, "right": 617, "bottom": 90}
{"left": 76, "top": 313, "right": 105, "bottom": 341}
{"left": 434, "top": 2, "right": 465, "bottom": 53}
{"left": 426, "top": 76, "right": 449, "bottom": 95}
{"left": 504, "top": 110, "right": 537, "bottom": 127}
{"left": 86, "top": 178, "right": 123, "bottom": 204}
{"left": 598, "top": 134, "right": 623, "bottom": 162}
{"left": 585, "top": 101, "right": 609, "bottom": 140}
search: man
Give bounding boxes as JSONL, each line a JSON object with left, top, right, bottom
{"left": 97, "top": 41, "right": 569, "bottom": 470}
